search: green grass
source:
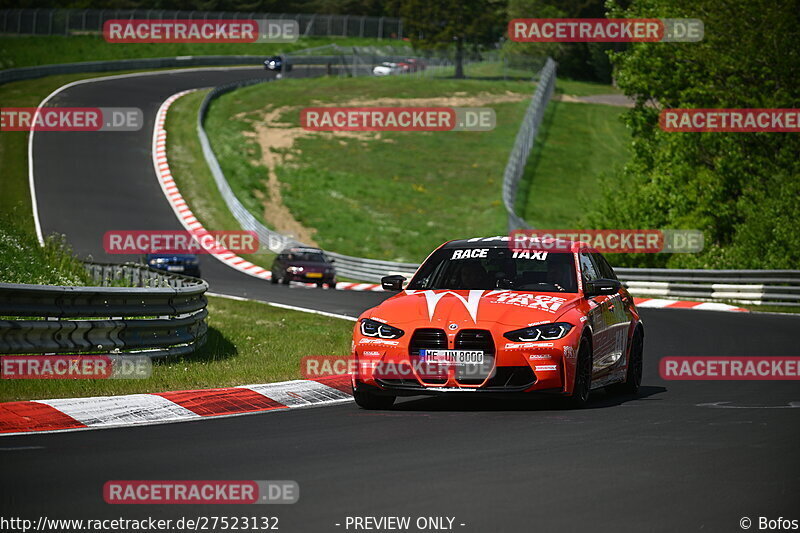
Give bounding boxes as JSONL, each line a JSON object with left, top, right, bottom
{"left": 517, "top": 99, "right": 631, "bottom": 228}
{"left": 0, "top": 35, "right": 392, "bottom": 70}
{"left": 205, "top": 75, "right": 537, "bottom": 262}
{"left": 166, "top": 89, "right": 275, "bottom": 265}
{"left": 0, "top": 214, "right": 91, "bottom": 285}
{"left": 203, "top": 74, "right": 626, "bottom": 263}
{"left": 0, "top": 294, "right": 354, "bottom": 402}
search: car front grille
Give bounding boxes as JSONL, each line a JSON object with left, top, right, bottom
{"left": 454, "top": 329, "right": 495, "bottom": 384}
{"left": 409, "top": 328, "right": 447, "bottom": 384}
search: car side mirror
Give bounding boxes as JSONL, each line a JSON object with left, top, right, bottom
{"left": 381, "top": 275, "right": 406, "bottom": 291}
{"left": 584, "top": 278, "right": 621, "bottom": 297}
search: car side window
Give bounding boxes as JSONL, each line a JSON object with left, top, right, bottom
{"left": 579, "top": 252, "right": 600, "bottom": 283}
{"left": 592, "top": 253, "right": 617, "bottom": 280}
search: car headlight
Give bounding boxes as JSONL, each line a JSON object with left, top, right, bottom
{"left": 286, "top": 266, "right": 303, "bottom": 274}
{"left": 504, "top": 323, "right": 573, "bottom": 342}
{"left": 360, "top": 318, "right": 404, "bottom": 339}
{"left": 149, "top": 258, "right": 166, "bottom": 265}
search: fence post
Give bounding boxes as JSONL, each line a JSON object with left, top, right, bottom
{"left": 378, "top": 16, "right": 384, "bottom": 39}
{"left": 359, "top": 16, "right": 365, "bottom": 38}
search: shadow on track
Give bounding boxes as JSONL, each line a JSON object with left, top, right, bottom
{"left": 390, "top": 385, "right": 667, "bottom": 412}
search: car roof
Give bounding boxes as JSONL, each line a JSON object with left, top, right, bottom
{"left": 282, "top": 247, "right": 324, "bottom": 254}
{"left": 441, "top": 236, "right": 589, "bottom": 253}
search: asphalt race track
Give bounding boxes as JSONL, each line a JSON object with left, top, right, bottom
{"left": 32, "top": 66, "right": 388, "bottom": 317}
{"left": 3, "top": 68, "right": 798, "bottom": 532}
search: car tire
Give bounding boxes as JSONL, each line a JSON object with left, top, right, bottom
{"left": 270, "top": 273, "right": 278, "bottom": 284}
{"left": 316, "top": 282, "right": 324, "bottom": 288}
{"left": 567, "top": 338, "right": 593, "bottom": 408}
{"left": 353, "top": 388, "right": 395, "bottom": 410}
{"left": 281, "top": 275, "right": 290, "bottom": 285}
{"left": 607, "top": 328, "right": 643, "bottom": 396}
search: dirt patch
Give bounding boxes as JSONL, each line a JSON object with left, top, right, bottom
{"left": 554, "top": 93, "right": 635, "bottom": 107}
{"left": 243, "top": 91, "right": 532, "bottom": 244}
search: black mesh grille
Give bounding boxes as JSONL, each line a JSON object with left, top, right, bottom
{"left": 409, "top": 328, "right": 447, "bottom": 355}
{"left": 485, "top": 366, "right": 537, "bottom": 389}
{"left": 455, "top": 330, "right": 495, "bottom": 354}
{"left": 409, "top": 328, "right": 447, "bottom": 384}
{"left": 455, "top": 329, "right": 495, "bottom": 385}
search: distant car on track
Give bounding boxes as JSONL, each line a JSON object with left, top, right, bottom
{"left": 264, "top": 55, "right": 291, "bottom": 74}
{"left": 372, "top": 62, "right": 403, "bottom": 76}
{"left": 145, "top": 253, "right": 201, "bottom": 278}
{"left": 351, "top": 236, "right": 644, "bottom": 409}
{"left": 271, "top": 247, "right": 336, "bottom": 288}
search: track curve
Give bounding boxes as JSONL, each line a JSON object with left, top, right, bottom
{"left": 9, "top": 67, "right": 799, "bottom": 532}
{"left": 32, "top": 67, "right": 387, "bottom": 317}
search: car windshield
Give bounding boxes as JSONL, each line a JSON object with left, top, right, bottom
{"left": 287, "top": 251, "right": 326, "bottom": 263}
{"left": 408, "top": 247, "right": 577, "bottom": 292}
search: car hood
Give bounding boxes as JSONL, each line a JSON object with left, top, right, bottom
{"left": 366, "top": 289, "right": 581, "bottom": 329}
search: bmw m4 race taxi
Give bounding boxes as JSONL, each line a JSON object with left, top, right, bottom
{"left": 351, "top": 236, "right": 644, "bottom": 409}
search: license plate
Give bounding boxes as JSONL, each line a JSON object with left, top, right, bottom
{"left": 166, "top": 265, "right": 184, "bottom": 272}
{"left": 306, "top": 272, "right": 323, "bottom": 278}
{"left": 420, "top": 349, "right": 484, "bottom": 365}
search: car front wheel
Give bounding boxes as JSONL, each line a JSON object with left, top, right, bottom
{"left": 608, "top": 328, "right": 643, "bottom": 395}
{"left": 567, "top": 338, "right": 593, "bottom": 408}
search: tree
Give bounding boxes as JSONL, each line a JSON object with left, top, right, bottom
{"left": 586, "top": 0, "right": 800, "bottom": 269}
{"left": 502, "top": 0, "right": 616, "bottom": 81}
{"left": 391, "top": 0, "right": 505, "bottom": 78}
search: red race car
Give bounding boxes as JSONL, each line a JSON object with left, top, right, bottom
{"left": 351, "top": 236, "right": 644, "bottom": 409}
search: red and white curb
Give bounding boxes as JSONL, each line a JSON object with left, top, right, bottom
{"left": 153, "top": 90, "right": 275, "bottom": 282}
{"left": 0, "top": 375, "right": 352, "bottom": 436}
{"left": 153, "top": 90, "right": 385, "bottom": 292}
{"left": 632, "top": 297, "right": 747, "bottom": 312}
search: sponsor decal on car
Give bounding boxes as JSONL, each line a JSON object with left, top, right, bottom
{"left": 488, "top": 292, "right": 567, "bottom": 312}
{"left": 504, "top": 342, "right": 554, "bottom": 350}
{"left": 451, "top": 248, "right": 489, "bottom": 259}
{"left": 563, "top": 346, "right": 576, "bottom": 360}
{"left": 358, "top": 338, "right": 400, "bottom": 346}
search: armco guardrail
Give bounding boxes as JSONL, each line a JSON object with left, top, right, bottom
{"left": 616, "top": 268, "right": 800, "bottom": 307}
{"left": 0, "top": 262, "right": 208, "bottom": 357}
{"left": 0, "top": 55, "right": 268, "bottom": 85}
{"left": 196, "top": 56, "right": 543, "bottom": 281}
{"left": 197, "top": 73, "right": 421, "bottom": 283}
{"left": 0, "top": 8, "right": 403, "bottom": 40}
{"left": 502, "top": 57, "right": 557, "bottom": 231}
{"left": 189, "top": 59, "right": 796, "bottom": 305}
